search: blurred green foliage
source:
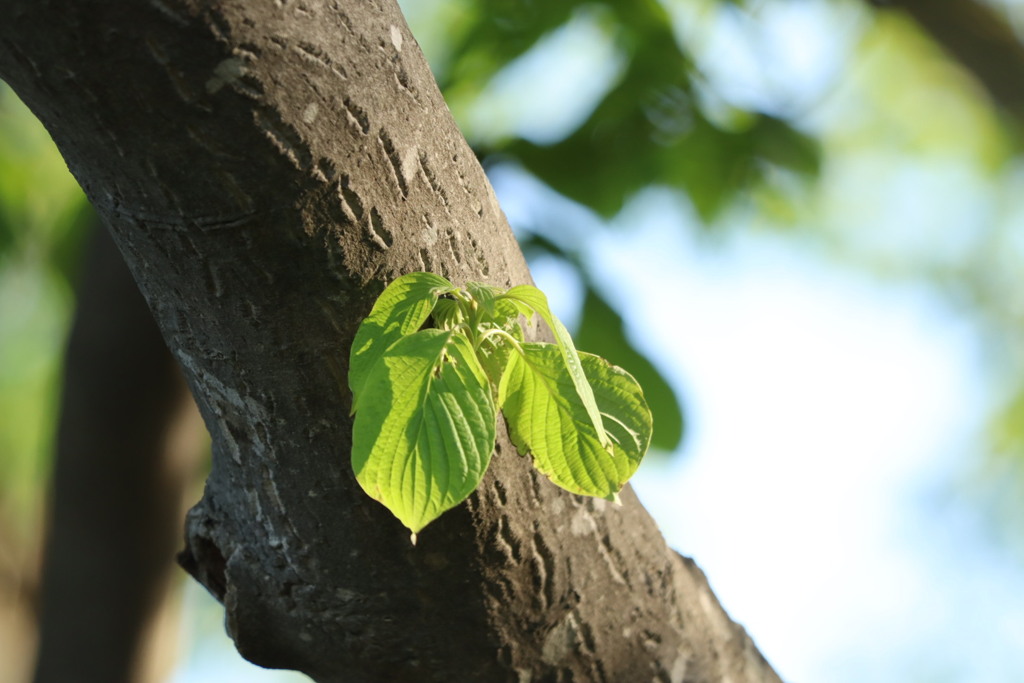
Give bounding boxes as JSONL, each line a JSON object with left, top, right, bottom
{"left": 434, "top": 0, "right": 819, "bottom": 221}
{"left": 0, "top": 89, "right": 88, "bottom": 536}
{"left": 0, "top": 88, "right": 92, "bottom": 284}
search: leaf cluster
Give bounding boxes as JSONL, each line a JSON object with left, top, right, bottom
{"left": 348, "top": 272, "right": 652, "bottom": 537}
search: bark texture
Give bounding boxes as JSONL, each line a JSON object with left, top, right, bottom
{"left": 0, "top": 1, "right": 780, "bottom": 681}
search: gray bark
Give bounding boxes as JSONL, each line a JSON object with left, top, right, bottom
{"left": 0, "top": 1, "right": 780, "bottom": 681}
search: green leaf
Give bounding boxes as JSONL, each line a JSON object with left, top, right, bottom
{"left": 465, "top": 282, "right": 530, "bottom": 338}
{"left": 502, "top": 343, "right": 651, "bottom": 498}
{"left": 499, "top": 285, "right": 611, "bottom": 450}
{"left": 430, "top": 298, "right": 465, "bottom": 330}
{"left": 349, "top": 272, "right": 455, "bottom": 407}
{"left": 465, "top": 281, "right": 503, "bottom": 318}
{"left": 351, "top": 329, "right": 496, "bottom": 534}
{"left": 475, "top": 334, "right": 516, "bottom": 407}
{"left": 492, "top": 298, "right": 532, "bottom": 341}
{"left": 576, "top": 287, "right": 684, "bottom": 451}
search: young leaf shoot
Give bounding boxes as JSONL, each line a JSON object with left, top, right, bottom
{"left": 348, "top": 272, "right": 653, "bottom": 536}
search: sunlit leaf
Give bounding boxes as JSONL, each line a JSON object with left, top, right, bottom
{"left": 576, "top": 287, "right": 684, "bottom": 451}
{"left": 500, "top": 285, "right": 610, "bottom": 449}
{"left": 352, "top": 329, "right": 496, "bottom": 533}
{"left": 430, "top": 297, "right": 465, "bottom": 330}
{"left": 465, "top": 281, "right": 503, "bottom": 317}
{"left": 516, "top": 235, "right": 684, "bottom": 451}
{"left": 502, "top": 343, "right": 651, "bottom": 498}
{"left": 349, "top": 271, "right": 455, "bottom": 407}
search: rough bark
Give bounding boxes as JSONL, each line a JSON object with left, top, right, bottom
{"left": 0, "top": 1, "right": 779, "bottom": 681}
{"left": 34, "top": 224, "right": 204, "bottom": 683}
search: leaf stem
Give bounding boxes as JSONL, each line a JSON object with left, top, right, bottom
{"left": 476, "top": 326, "right": 525, "bottom": 357}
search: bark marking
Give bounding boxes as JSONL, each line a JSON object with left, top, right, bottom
{"left": 294, "top": 41, "right": 348, "bottom": 80}
{"left": 342, "top": 97, "right": 371, "bottom": 134}
{"left": 367, "top": 206, "right": 392, "bottom": 250}
{"left": 255, "top": 109, "right": 312, "bottom": 171}
{"left": 206, "top": 56, "right": 260, "bottom": 97}
{"left": 377, "top": 129, "right": 409, "bottom": 198}
{"left": 418, "top": 151, "right": 451, "bottom": 212}
{"left": 338, "top": 175, "right": 364, "bottom": 223}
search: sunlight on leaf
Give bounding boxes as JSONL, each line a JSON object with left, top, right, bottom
{"left": 501, "top": 344, "right": 651, "bottom": 498}
{"left": 349, "top": 271, "right": 454, "bottom": 408}
{"left": 500, "top": 285, "right": 611, "bottom": 450}
{"left": 352, "top": 329, "right": 496, "bottom": 533}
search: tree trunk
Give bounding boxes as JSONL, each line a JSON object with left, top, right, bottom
{"left": 0, "top": 1, "right": 780, "bottom": 681}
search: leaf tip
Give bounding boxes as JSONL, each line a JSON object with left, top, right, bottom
{"left": 410, "top": 531, "right": 418, "bottom": 546}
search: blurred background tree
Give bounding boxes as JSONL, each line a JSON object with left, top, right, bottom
{"left": 4, "top": 0, "right": 1024, "bottom": 681}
